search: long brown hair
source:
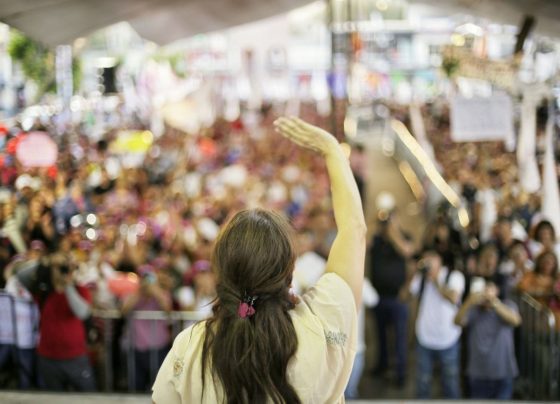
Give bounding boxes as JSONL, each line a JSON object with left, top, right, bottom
{"left": 201, "top": 209, "right": 301, "bottom": 404}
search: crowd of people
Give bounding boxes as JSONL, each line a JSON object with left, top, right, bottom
{"left": 366, "top": 101, "right": 560, "bottom": 400}
{"left": 0, "top": 96, "right": 559, "bottom": 400}
{"left": 0, "top": 104, "right": 339, "bottom": 392}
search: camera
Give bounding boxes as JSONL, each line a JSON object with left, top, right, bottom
{"left": 470, "top": 277, "right": 486, "bottom": 294}
{"left": 417, "top": 258, "right": 430, "bottom": 276}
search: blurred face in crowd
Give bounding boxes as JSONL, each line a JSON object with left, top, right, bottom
{"left": 496, "top": 220, "right": 512, "bottom": 241}
{"left": 20, "top": 185, "right": 34, "bottom": 201}
{"left": 509, "top": 243, "right": 528, "bottom": 266}
{"left": 295, "top": 232, "right": 314, "bottom": 256}
{"left": 28, "top": 242, "right": 46, "bottom": 260}
{"left": 59, "top": 235, "right": 73, "bottom": 253}
{"left": 157, "top": 269, "right": 176, "bottom": 291}
{"left": 435, "top": 222, "right": 450, "bottom": 242}
{"left": 536, "top": 252, "right": 558, "bottom": 277}
{"left": 537, "top": 224, "right": 555, "bottom": 247}
{"left": 193, "top": 271, "right": 216, "bottom": 297}
{"left": 465, "top": 254, "right": 478, "bottom": 274}
{"left": 311, "top": 211, "right": 332, "bottom": 233}
{"left": 479, "top": 246, "right": 499, "bottom": 277}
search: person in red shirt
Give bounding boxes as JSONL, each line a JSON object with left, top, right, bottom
{"left": 18, "top": 253, "right": 96, "bottom": 391}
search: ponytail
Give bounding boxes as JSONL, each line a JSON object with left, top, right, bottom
{"left": 200, "top": 209, "right": 301, "bottom": 404}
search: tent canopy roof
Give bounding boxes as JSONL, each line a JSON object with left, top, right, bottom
{"left": 1, "top": 0, "right": 560, "bottom": 47}
{"left": 0, "top": 0, "right": 310, "bottom": 46}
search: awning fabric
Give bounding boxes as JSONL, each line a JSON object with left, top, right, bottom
{"left": 1, "top": 0, "right": 559, "bottom": 47}
{"left": 0, "top": 0, "right": 311, "bottom": 46}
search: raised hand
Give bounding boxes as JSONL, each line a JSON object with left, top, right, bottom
{"left": 273, "top": 117, "right": 339, "bottom": 156}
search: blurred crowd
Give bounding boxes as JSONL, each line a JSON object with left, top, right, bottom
{"left": 0, "top": 98, "right": 559, "bottom": 400}
{"left": 0, "top": 104, "right": 339, "bottom": 392}
{"left": 366, "top": 102, "right": 560, "bottom": 400}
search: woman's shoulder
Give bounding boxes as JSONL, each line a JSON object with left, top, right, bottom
{"left": 288, "top": 273, "right": 358, "bottom": 403}
{"left": 291, "top": 273, "right": 357, "bottom": 341}
{"left": 152, "top": 322, "right": 207, "bottom": 399}
{"left": 171, "top": 321, "right": 206, "bottom": 357}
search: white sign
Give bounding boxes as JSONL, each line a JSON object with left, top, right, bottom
{"left": 16, "top": 131, "right": 58, "bottom": 167}
{"left": 450, "top": 93, "right": 514, "bottom": 144}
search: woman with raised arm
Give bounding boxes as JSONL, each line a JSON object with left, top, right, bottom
{"left": 152, "top": 117, "right": 366, "bottom": 403}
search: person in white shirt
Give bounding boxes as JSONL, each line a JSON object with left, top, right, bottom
{"left": 409, "top": 249, "right": 465, "bottom": 399}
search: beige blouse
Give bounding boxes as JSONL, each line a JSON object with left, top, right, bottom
{"left": 152, "top": 273, "right": 357, "bottom": 404}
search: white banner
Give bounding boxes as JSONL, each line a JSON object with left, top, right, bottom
{"left": 541, "top": 114, "right": 560, "bottom": 238}
{"left": 517, "top": 95, "right": 541, "bottom": 193}
{"left": 450, "top": 93, "right": 514, "bottom": 145}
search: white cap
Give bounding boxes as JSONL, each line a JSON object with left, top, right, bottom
{"left": 15, "top": 174, "right": 31, "bottom": 190}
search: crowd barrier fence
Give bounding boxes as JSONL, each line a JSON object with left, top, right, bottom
{"left": 0, "top": 289, "right": 206, "bottom": 392}
{"left": 516, "top": 292, "right": 560, "bottom": 400}
{"left": 3, "top": 289, "right": 560, "bottom": 397}
{"left": 91, "top": 309, "right": 208, "bottom": 392}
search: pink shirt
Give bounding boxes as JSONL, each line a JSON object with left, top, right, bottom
{"left": 132, "top": 295, "right": 171, "bottom": 351}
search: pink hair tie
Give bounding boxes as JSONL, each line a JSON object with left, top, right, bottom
{"left": 238, "top": 294, "right": 257, "bottom": 319}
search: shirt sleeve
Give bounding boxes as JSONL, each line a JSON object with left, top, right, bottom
{"left": 300, "top": 273, "right": 358, "bottom": 345}
{"left": 297, "top": 273, "right": 358, "bottom": 401}
{"left": 152, "top": 328, "right": 191, "bottom": 404}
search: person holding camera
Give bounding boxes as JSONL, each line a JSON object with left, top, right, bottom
{"left": 369, "top": 208, "right": 415, "bottom": 386}
{"left": 121, "top": 265, "right": 172, "bottom": 392}
{"left": 17, "top": 253, "right": 96, "bottom": 391}
{"left": 409, "top": 249, "right": 464, "bottom": 399}
{"left": 455, "top": 279, "right": 521, "bottom": 399}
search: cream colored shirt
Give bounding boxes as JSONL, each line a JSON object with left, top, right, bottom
{"left": 152, "top": 273, "right": 357, "bottom": 403}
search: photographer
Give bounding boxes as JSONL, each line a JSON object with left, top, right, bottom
{"left": 121, "top": 266, "right": 172, "bottom": 392}
{"left": 455, "top": 280, "right": 521, "bottom": 399}
{"left": 409, "top": 249, "right": 464, "bottom": 399}
{"left": 369, "top": 208, "right": 415, "bottom": 386}
{"left": 16, "top": 253, "right": 96, "bottom": 391}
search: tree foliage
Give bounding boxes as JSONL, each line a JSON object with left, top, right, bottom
{"left": 7, "top": 30, "right": 81, "bottom": 97}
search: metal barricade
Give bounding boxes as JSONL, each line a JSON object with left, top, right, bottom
{"left": 92, "top": 309, "right": 208, "bottom": 393}
{"left": 517, "top": 293, "right": 560, "bottom": 400}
